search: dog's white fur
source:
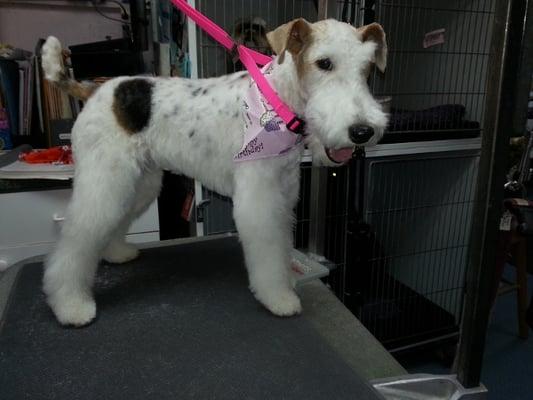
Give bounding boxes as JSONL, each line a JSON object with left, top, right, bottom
{"left": 41, "top": 19, "right": 388, "bottom": 326}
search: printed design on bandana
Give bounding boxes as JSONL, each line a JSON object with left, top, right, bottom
{"left": 234, "top": 62, "right": 302, "bottom": 162}
{"left": 236, "top": 137, "right": 265, "bottom": 158}
{"left": 259, "top": 101, "right": 281, "bottom": 132}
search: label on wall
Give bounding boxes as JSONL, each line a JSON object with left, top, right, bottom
{"left": 423, "top": 29, "right": 446, "bottom": 48}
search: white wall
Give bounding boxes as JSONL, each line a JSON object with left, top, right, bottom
{"left": 0, "top": 0, "right": 126, "bottom": 51}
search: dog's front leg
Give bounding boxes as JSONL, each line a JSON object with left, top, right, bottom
{"left": 232, "top": 161, "right": 302, "bottom": 316}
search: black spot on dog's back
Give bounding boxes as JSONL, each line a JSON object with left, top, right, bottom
{"left": 113, "top": 79, "right": 154, "bottom": 134}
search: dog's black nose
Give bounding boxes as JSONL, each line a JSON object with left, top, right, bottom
{"left": 349, "top": 125, "right": 374, "bottom": 144}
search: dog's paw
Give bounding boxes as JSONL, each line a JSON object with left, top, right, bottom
{"left": 50, "top": 295, "right": 96, "bottom": 327}
{"left": 103, "top": 242, "right": 139, "bottom": 264}
{"left": 255, "top": 289, "right": 302, "bottom": 317}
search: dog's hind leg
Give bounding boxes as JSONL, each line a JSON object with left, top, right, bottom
{"left": 102, "top": 169, "right": 163, "bottom": 264}
{"left": 233, "top": 161, "right": 302, "bottom": 317}
{"left": 43, "top": 156, "right": 143, "bottom": 326}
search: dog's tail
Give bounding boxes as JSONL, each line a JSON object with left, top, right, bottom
{"left": 41, "top": 36, "right": 97, "bottom": 101}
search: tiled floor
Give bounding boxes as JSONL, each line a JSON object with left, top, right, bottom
{"left": 401, "top": 265, "right": 533, "bottom": 400}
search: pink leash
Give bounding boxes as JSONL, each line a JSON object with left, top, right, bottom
{"left": 170, "top": 0, "right": 306, "bottom": 134}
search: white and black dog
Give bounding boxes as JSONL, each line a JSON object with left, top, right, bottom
{"left": 41, "top": 18, "right": 388, "bottom": 326}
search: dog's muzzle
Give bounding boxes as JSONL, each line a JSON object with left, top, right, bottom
{"left": 349, "top": 124, "right": 374, "bottom": 144}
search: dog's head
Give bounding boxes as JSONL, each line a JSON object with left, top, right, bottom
{"left": 234, "top": 17, "right": 270, "bottom": 53}
{"left": 267, "top": 19, "right": 388, "bottom": 165}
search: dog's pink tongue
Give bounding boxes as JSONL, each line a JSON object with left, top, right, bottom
{"left": 327, "top": 148, "right": 354, "bottom": 163}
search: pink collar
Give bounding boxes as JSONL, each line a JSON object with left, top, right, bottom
{"left": 170, "top": 0, "right": 306, "bottom": 134}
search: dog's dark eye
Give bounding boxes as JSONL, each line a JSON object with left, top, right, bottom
{"left": 316, "top": 58, "right": 333, "bottom": 71}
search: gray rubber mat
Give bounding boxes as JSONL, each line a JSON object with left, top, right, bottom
{"left": 0, "top": 237, "right": 382, "bottom": 400}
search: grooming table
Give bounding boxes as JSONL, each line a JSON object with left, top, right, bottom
{"left": 0, "top": 236, "right": 404, "bottom": 400}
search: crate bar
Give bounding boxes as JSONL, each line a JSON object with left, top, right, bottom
{"left": 454, "top": 0, "right": 530, "bottom": 389}
{"left": 307, "top": 0, "right": 337, "bottom": 257}
{"left": 184, "top": 0, "right": 205, "bottom": 236}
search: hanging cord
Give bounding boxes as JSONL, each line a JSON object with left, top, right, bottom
{"left": 91, "top": 0, "right": 131, "bottom": 25}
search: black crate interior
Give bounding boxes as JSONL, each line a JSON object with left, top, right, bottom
{"left": 324, "top": 152, "right": 479, "bottom": 351}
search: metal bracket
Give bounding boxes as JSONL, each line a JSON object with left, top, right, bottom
{"left": 308, "top": 168, "right": 328, "bottom": 256}
{"left": 371, "top": 374, "right": 488, "bottom": 400}
{"left": 195, "top": 199, "right": 211, "bottom": 223}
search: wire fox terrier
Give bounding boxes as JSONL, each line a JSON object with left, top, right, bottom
{"left": 41, "top": 18, "right": 388, "bottom": 326}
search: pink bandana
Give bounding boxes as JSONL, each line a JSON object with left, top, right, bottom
{"left": 234, "top": 63, "right": 303, "bottom": 162}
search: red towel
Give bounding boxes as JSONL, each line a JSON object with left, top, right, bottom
{"left": 19, "top": 146, "right": 73, "bottom": 165}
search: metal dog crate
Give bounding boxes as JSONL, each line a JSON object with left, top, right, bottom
{"left": 187, "top": 0, "right": 495, "bottom": 352}
{"left": 338, "top": 0, "right": 493, "bottom": 143}
{"left": 318, "top": 0, "right": 495, "bottom": 352}
{"left": 322, "top": 149, "right": 479, "bottom": 352}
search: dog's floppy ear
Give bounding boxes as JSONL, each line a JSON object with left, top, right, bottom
{"left": 357, "top": 22, "right": 387, "bottom": 72}
{"left": 267, "top": 18, "right": 312, "bottom": 57}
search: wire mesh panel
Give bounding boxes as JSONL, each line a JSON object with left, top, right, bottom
{"left": 375, "top": 0, "right": 495, "bottom": 142}
{"left": 336, "top": 0, "right": 496, "bottom": 143}
{"left": 337, "top": 152, "right": 479, "bottom": 351}
{"left": 316, "top": 0, "right": 496, "bottom": 351}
